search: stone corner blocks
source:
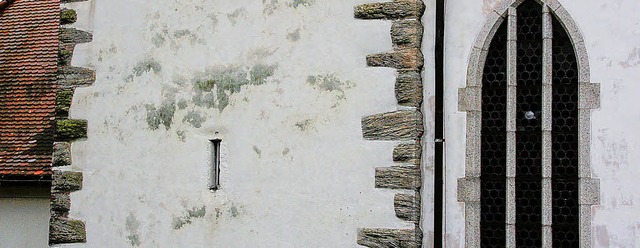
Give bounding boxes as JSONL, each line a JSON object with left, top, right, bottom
{"left": 56, "top": 119, "right": 88, "bottom": 141}
{"left": 367, "top": 48, "right": 424, "bottom": 70}
{"left": 58, "top": 66, "right": 96, "bottom": 87}
{"left": 394, "top": 193, "right": 421, "bottom": 222}
{"left": 52, "top": 170, "right": 83, "bottom": 192}
{"left": 354, "top": 0, "right": 425, "bottom": 20}
{"left": 49, "top": 217, "right": 87, "bottom": 244}
{"left": 357, "top": 0, "right": 424, "bottom": 245}
{"left": 357, "top": 228, "right": 422, "bottom": 248}
{"left": 362, "top": 110, "right": 423, "bottom": 141}
{"left": 375, "top": 166, "right": 421, "bottom": 190}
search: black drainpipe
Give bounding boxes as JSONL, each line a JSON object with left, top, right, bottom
{"left": 434, "top": 0, "right": 445, "bottom": 247}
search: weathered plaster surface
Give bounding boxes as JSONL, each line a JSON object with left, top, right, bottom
{"left": 60, "top": 0, "right": 414, "bottom": 247}
{"left": 446, "top": 0, "right": 640, "bottom": 247}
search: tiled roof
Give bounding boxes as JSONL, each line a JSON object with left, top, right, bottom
{"left": 0, "top": 0, "right": 59, "bottom": 180}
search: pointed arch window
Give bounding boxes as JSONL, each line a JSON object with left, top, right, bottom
{"left": 458, "top": 0, "right": 600, "bottom": 247}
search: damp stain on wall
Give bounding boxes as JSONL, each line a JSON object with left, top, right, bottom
{"left": 125, "top": 214, "right": 141, "bottom": 246}
{"left": 145, "top": 99, "right": 176, "bottom": 130}
{"left": 172, "top": 206, "right": 207, "bottom": 230}
{"left": 192, "top": 63, "right": 277, "bottom": 111}
{"left": 307, "top": 73, "right": 354, "bottom": 100}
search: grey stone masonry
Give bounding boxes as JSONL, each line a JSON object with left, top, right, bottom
{"left": 60, "top": 28, "right": 92, "bottom": 44}
{"left": 396, "top": 70, "right": 423, "bottom": 107}
{"left": 356, "top": 0, "right": 424, "bottom": 246}
{"left": 391, "top": 20, "right": 423, "bottom": 48}
{"left": 58, "top": 66, "right": 96, "bottom": 88}
{"left": 52, "top": 171, "right": 83, "bottom": 192}
{"left": 367, "top": 48, "right": 424, "bottom": 70}
{"left": 52, "top": 142, "right": 71, "bottom": 167}
{"left": 375, "top": 166, "right": 421, "bottom": 190}
{"left": 395, "top": 193, "right": 421, "bottom": 223}
{"left": 357, "top": 228, "right": 423, "bottom": 248}
{"left": 49, "top": 218, "right": 87, "bottom": 244}
{"left": 50, "top": 0, "right": 93, "bottom": 245}
{"left": 51, "top": 192, "right": 71, "bottom": 213}
{"left": 354, "top": 0, "right": 425, "bottom": 20}
{"left": 393, "top": 142, "right": 421, "bottom": 165}
{"left": 362, "top": 110, "right": 423, "bottom": 141}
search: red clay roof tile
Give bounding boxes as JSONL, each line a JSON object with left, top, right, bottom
{"left": 0, "top": 0, "right": 59, "bottom": 180}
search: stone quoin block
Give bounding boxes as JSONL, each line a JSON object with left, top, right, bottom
{"left": 394, "top": 193, "right": 421, "bottom": 222}
{"left": 59, "top": 47, "right": 73, "bottom": 66}
{"left": 393, "top": 142, "right": 421, "bottom": 165}
{"left": 60, "top": 8, "right": 77, "bottom": 25}
{"left": 357, "top": 228, "right": 422, "bottom": 248}
{"left": 375, "top": 166, "right": 421, "bottom": 190}
{"left": 58, "top": 66, "right": 96, "bottom": 87}
{"left": 367, "top": 48, "right": 424, "bottom": 70}
{"left": 354, "top": 0, "right": 425, "bottom": 20}
{"left": 49, "top": 217, "right": 86, "bottom": 244}
{"left": 52, "top": 171, "right": 83, "bottom": 192}
{"left": 52, "top": 142, "right": 72, "bottom": 167}
{"left": 60, "top": 28, "right": 92, "bottom": 45}
{"left": 396, "top": 70, "right": 423, "bottom": 107}
{"left": 391, "top": 20, "right": 423, "bottom": 48}
{"left": 51, "top": 192, "right": 71, "bottom": 212}
{"left": 56, "top": 119, "right": 88, "bottom": 141}
{"left": 362, "top": 110, "right": 423, "bottom": 141}
{"left": 56, "top": 89, "right": 74, "bottom": 117}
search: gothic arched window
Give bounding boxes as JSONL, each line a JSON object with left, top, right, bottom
{"left": 458, "top": 0, "right": 600, "bottom": 247}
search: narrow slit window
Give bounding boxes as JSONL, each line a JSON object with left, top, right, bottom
{"left": 209, "top": 139, "right": 221, "bottom": 190}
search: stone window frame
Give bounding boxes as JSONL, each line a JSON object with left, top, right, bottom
{"left": 457, "top": 0, "right": 600, "bottom": 247}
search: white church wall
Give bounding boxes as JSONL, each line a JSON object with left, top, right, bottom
{"left": 59, "top": 0, "right": 416, "bottom": 247}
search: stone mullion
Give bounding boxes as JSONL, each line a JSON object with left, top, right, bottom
{"left": 505, "top": 7, "right": 517, "bottom": 248}
{"left": 541, "top": 5, "right": 553, "bottom": 247}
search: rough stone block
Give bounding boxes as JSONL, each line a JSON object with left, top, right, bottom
{"left": 394, "top": 193, "right": 420, "bottom": 222}
{"left": 56, "top": 119, "right": 88, "bottom": 141}
{"left": 457, "top": 177, "right": 480, "bottom": 203}
{"left": 357, "top": 228, "right": 422, "bottom": 248}
{"left": 579, "top": 178, "right": 600, "bottom": 205}
{"left": 375, "top": 166, "right": 421, "bottom": 190}
{"left": 58, "top": 66, "right": 96, "bottom": 87}
{"left": 391, "top": 20, "right": 423, "bottom": 48}
{"left": 458, "top": 87, "right": 481, "bottom": 112}
{"left": 53, "top": 142, "right": 72, "bottom": 167}
{"left": 59, "top": 47, "right": 73, "bottom": 66}
{"left": 579, "top": 83, "right": 600, "bottom": 109}
{"left": 56, "top": 89, "right": 74, "bottom": 117}
{"left": 51, "top": 192, "right": 71, "bottom": 212}
{"left": 393, "top": 142, "right": 421, "bottom": 165}
{"left": 396, "top": 70, "right": 422, "bottom": 107}
{"left": 49, "top": 217, "right": 86, "bottom": 244}
{"left": 60, "top": 28, "right": 92, "bottom": 45}
{"left": 367, "top": 48, "right": 423, "bottom": 70}
{"left": 354, "top": 0, "right": 425, "bottom": 20}
{"left": 60, "top": 8, "right": 77, "bottom": 25}
{"left": 52, "top": 171, "right": 83, "bottom": 192}
{"left": 362, "top": 110, "right": 423, "bottom": 141}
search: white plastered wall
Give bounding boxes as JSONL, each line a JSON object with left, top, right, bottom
{"left": 59, "top": 0, "right": 419, "bottom": 247}
{"left": 0, "top": 198, "right": 50, "bottom": 248}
